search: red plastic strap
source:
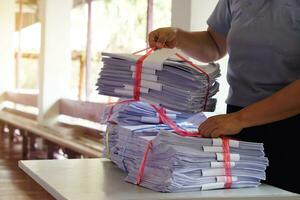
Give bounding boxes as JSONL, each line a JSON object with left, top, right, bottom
{"left": 133, "top": 49, "right": 210, "bottom": 109}
{"left": 222, "top": 137, "right": 232, "bottom": 188}
{"left": 175, "top": 53, "right": 210, "bottom": 111}
{"left": 136, "top": 138, "right": 233, "bottom": 187}
{"left": 132, "top": 47, "right": 152, "bottom": 55}
{"left": 107, "top": 99, "right": 138, "bottom": 122}
{"left": 136, "top": 140, "right": 153, "bottom": 185}
{"left": 151, "top": 105, "right": 200, "bottom": 137}
{"left": 157, "top": 107, "right": 166, "bottom": 123}
{"left": 133, "top": 49, "right": 153, "bottom": 100}
{"left": 107, "top": 48, "right": 154, "bottom": 121}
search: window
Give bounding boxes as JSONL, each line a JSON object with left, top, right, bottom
{"left": 69, "top": 0, "right": 172, "bottom": 102}
{"left": 14, "top": 2, "right": 39, "bottom": 91}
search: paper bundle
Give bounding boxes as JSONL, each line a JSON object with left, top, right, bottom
{"left": 96, "top": 50, "right": 220, "bottom": 112}
{"left": 101, "top": 102, "right": 268, "bottom": 192}
{"left": 100, "top": 100, "right": 206, "bottom": 125}
{"left": 108, "top": 126, "right": 268, "bottom": 192}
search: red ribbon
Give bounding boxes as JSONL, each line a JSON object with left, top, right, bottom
{"left": 133, "top": 49, "right": 210, "bottom": 111}
{"left": 133, "top": 49, "right": 153, "bottom": 100}
{"left": 222, "top": 137, "right": 232, "bottom": 188}
{"left": 106, "top": 48, "right": 153, "bottom": 122}
{"left": 157, "top": 107, "right": 166, "bottom": 124}
{"left": 136, "top": 136, "right": 233, "bottom": 188}
{"left": 136, "top": 140, "right": 153, "bottom": 185}
{"left": 132, "top": 47, "right": 152, "bottom": 55}
{"left": 151, "top": 105, "right": 200, "bottom": 137}
{"left": 107, "top": 99, "right": 138, "bottom": 122}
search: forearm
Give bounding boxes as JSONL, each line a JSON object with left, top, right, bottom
{"left": 176, "top": 29, "right": 223, "bottom": 63}
{"left": 236, "top": 80, "right": 300, "bottom": 128}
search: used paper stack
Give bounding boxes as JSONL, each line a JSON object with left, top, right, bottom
{"left": 102, "top": 100, "right": 206, "bottom": 160}
{"left": 96, "top": 50, "right": 221, "bottom": 112}
{"left": 108, "top": 127, "right": 268, "bottom": 192}
{"left": 107, "top": 124, "right": 172, "bottom": 172}
{"left": 101, "top": 101, "right": 268, "bottom": 192}
{"left": 100, "top": 100, "right": 206, "bottom": 125}
{"left": 125, "top": 130, "right": 268, "bottom": 192}
{"left": 98, "top": 50, "right": 268, "bottom": 192}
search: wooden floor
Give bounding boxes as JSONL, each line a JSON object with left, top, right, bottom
{"left": 0, "top": 131, "right": 55, "bottom": 200}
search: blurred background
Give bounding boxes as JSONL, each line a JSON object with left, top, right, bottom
{"left": 2, "top": 0, "right": 228, "bottom": 114}
{"left": 12, "top": 0, "right": 172, "bottom": 101}
{"left": 0, "top": 2, "right": 229, "bottom": 198}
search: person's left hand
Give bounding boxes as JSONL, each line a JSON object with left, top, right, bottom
{"left": 198, "top": 113, "right": 244, "bottom": 138}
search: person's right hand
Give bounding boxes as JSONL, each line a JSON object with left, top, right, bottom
{"left": 148, "top": 27, "right": 182, "bottom": 50}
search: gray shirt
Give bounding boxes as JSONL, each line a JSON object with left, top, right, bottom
{"left": 207, "top": 0, "right": 300, "bottom": 107}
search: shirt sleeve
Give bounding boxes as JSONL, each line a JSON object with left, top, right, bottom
{"left": 207, "top": 0, "right": 232, "bottom": 37}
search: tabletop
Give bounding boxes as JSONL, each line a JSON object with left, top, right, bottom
{"left": 19, "top": 158, "right": 300, "bottom": 200}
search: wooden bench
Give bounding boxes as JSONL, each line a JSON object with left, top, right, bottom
{"left": 0, "top": 91, "right": 107, "bottom": 159}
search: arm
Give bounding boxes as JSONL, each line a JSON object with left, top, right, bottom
{"left": 198, "top": 80, "right": 300, "bottom": 137}
{"left": 148, "top": 27, "right": 227, "bottom": 63}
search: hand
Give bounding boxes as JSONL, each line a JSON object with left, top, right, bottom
{"left": 198, "top": 113, "right": 244, "bottom": 138}
{"left": 148, "top": 27, "right": 182, "bottom": 49}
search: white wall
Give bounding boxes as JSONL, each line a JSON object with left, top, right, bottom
{"left": 171, "top": 0, "right": 218, "bottom": 31}
{"left": 0, "top": 1, "right": 15, "bottom": 96}
{"left": 38, "top": 0, "right": 73, "bottom": 126}
{"left": 171, "top": 0, "right": 229, "bottom": 115}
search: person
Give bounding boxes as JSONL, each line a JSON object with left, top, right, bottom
{"left": 148, "top": 0, "right": 300, "bottom": 194}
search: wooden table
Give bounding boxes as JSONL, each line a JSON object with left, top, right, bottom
{"left": 19, "top": 159, "right": 300, "bottom": 200}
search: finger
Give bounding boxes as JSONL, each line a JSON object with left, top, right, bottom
{"left": 198, "top": 119, "right": 209, "bottom": 130}
{"left": 148, "top": 31, "right": 158, "bottom": 49}
{"left": 148, "top": 30, "right": 163, "bottom": 49}
{"left": 201, "top": 130, "right": 214, "bottom": 138}
{"left": 201, "top": 126, "right": 218, "bottom": 138}
{"left": 210, "top": 129, "right": 222, "bottom": 138}
{"left": 198, "top": 120, "right": 215, "bottom": 134}
{"left": 164, "top": 31, "right": 177, "bottom": 48}
{"left": 198, "top": 118, "right": 215, "bottom": 132}
{"left": 148, "top": 28, "right": 177, "bottom": 49}
{"left": 202, "top": 126, "right": 218, "bottom": 138}
{"left": 156, "top": 32, "right": 168, "bottom": 49}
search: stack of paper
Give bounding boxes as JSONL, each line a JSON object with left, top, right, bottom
{"left": 102, "top": 100, "right": 204, "bottom": 170}
{"left": 104, "top": 121, "right": 201, "bottom": 165}
{"left": 107, "top": 124, "right": 172, "bottom": 171}
{"left": 115, "top": 129, "right": 268, "bottom": 192}
{"left": 96, "top": 50, "right": 268, "bottom": 192}
{"left": 100, "top": 100, "right": 206, "bottom": 125}
{"left": 103, "top": 115, "right": 268, "bottom": 192}
{"left": 96, "top": 51, "right": 220, "bottom": 112}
